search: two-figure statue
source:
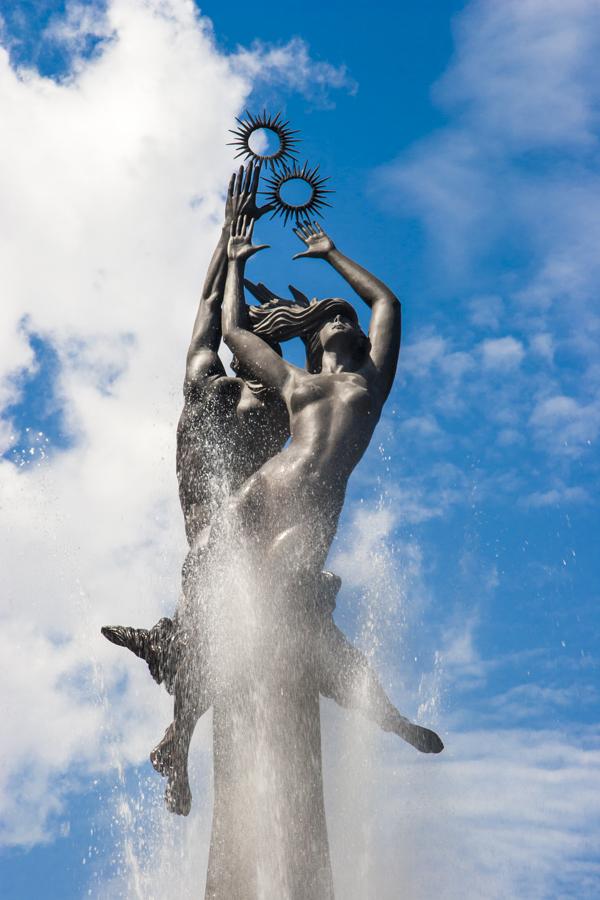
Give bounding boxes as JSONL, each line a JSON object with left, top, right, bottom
{"left": 103, "top": 162, "right": 442, "bottom": 899}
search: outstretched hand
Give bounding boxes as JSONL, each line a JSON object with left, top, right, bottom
{"left": 225, "top": 162, "right": 274, "bottom": 225}
{"left": 228, "top": 215, "right": 269, "bottom": 263}
{"left": 292, "top": 221, "right": 335, "bottom": 260}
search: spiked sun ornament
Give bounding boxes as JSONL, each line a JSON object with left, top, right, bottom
{"left": 228, "top": 110, "right": 300, "bottom": 170}
{"left": 262, "top": 162, "right": 334, "bottom": 226}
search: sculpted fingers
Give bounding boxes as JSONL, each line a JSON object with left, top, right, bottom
{"left": 295, "top": 222, "right": 311, "bottom": 242}
{"left": 236, "top": 165, "right": 244, "bottom": 196}
{"left": 251, "top": 160, "right": 261, "bottom": 195}
{"left": 227, "top": 172, "right": 236, "bottom": 199}
{"left": 242, "top": 163, "right": 252, "bottom": 195}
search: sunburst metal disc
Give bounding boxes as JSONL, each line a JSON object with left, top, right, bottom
{"left": 262, "top": 162, "right": 334, "bottom": 225}
{"left": 227, "top": 110, "right": 300, "bottom": 170}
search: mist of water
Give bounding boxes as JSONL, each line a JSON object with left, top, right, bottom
{"left": 93, "top": 485, "right": 442, "bottom": 899}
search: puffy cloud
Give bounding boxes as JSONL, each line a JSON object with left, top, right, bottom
{"left": 467, "top": 294, "right": 503, "bottom": 330}
{"left": 0, "top": 0, "right": 354, "bottom": 847}
{"left": 529, "top": 394, "right": 600, "bottom": 455}
{"left": 373, "top": 0, "right": 600, "bottom": 477}
{"left": 401, "top": 332, "right": 448, "bottom": 377}
{"left": 480, "top": 335, "right": 525, "bottom": 370}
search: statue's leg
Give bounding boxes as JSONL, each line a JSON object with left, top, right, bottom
{"left": 150, "top": 640, "right": 211, "bottom": 815}
{"left": 318, "top": 616, "right": 443, "bottom": 754}
{"left": 150, "top": 704, "right": 208, "bottom": 815}
{"left": 101, "top": 541, "right": 210, "bottom": 692}
{"left": 150, "top": 568, "right": 213, "bottom": 816}
{"left": 101, "top": 616, "right": 178, "bottom": 690}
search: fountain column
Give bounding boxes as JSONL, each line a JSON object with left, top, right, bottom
{"left": 204, "top": 583, "right": 334, "bottom": 900}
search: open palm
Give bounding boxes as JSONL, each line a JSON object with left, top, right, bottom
{"left": 228, "top": 215, "right": 269, "bottom": 262}
{"left": 226, "top": 162, "right": 274, "bottom": 225}
{"left": 293, "top": 221, "right": 335, "bottom": 259}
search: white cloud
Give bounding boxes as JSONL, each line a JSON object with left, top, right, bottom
{"left": 529, "top": 394, "right": 600, "bottom": 454}
{"left": 480, "top": 335, "right": 525, "bottom": 370}
{"left": 0, "top": 0, "right": 354, "bottom": 848}
{"left": 374, "top": 0, "right": 600, "bottom": 323}
{"left": 232, "top": 36, "right": 357, "bottom": 106}
{"left": 529, "top": 331, "right": 554, "bottom": 363}
{"left": 325, "top": 718, "right": 600, "bottom": 900}
{"left": 88, "top": 706, "right": 600, "bottom": 900}
{"left": 401, "top": 414, "right": 442, "bottom": 438}
{"left": 401, "top": 332, "right": 448, "bottom": 376}
{"left": 435, "top": 0, "right": 600, "bottom": 149}
{"left": 467, "top": 294, "right": 503, "bottom": 330}
{"left": 524, "top": 483, "right": 588, "bottom": 508}
{"left": 488, "top": 682, "right": 597, "bottom": 721}
{"left": 438, "top": 349, "right": 475, "bottom": 380}
{"left": 42, "top": 0, "right": 115, "bottom": 55}
{"left": 374, "top": 0, "right": 600, "bottom": 477}
{"left": 496, "top": 427, "right": 522, "bottom": 447}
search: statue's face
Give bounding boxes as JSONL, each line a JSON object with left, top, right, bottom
{"left": 319, "top": 311, "right": 363, "bottom": 355}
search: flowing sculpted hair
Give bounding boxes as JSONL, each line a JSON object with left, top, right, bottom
{"left": 248, "top": 297, "right": 370, "bottom": 373}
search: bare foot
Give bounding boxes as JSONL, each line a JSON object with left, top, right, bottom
{"left": 150, "top": 723, "right": 192, "bottom": 816}
{"left": 165, "top": 771, "right": 192, "bottom": 817}
{"left": 150, "top": 722, "right": 176, "bottom": 775}
{"left": 385, "top": 711, "right": 444, "bottom": 753}
{"left": 401, "top": 723, "right": 444, "bottom": 754}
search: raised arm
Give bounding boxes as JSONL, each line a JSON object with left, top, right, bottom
{"left": 185, "top": 164, "right": 272, "bottom": 393}
{"left": 293, "top": 222, "right": 401, "bottom": 399}
{"left": 222, "top": 217, "right": 294, "bottom": 393}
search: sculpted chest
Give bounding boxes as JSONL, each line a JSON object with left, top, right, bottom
{"left": 290, "top": 373, "right": 371, "bottom": 416}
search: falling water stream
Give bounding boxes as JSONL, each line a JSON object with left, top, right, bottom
{"left": 92, "top": 474, "right": 442, "bottom": 899}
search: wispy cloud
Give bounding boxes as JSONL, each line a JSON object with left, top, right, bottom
{"left": 232, "top": 36, "right": 357, "bottom": 107}
{"left": 325, "top": 471, "right": 599, "bottom": 898}
{"left": 325, "top": 717, "right": 600, "bottom": 900}
{"left": 480, "top": 335, "right": 525, "bottom": 371}
{"left": 374, "top": 0, "right": 600, "bottom": 486}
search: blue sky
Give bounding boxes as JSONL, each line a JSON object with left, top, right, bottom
{"left": 0, "top": 1, "right": 599, "bottom": 898}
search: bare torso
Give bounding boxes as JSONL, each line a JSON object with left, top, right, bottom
{"left": 287, "top": 368, "right": 376, "bottom": 479}
{"left": 229, "top": 366, "right": 383, "bottom": 576}
{"left": 220, "top": 217, "right": 400, "bottom": 581}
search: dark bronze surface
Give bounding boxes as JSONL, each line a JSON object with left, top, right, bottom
{"left": 102, "top": 151, "right": 443, "bottom": 899}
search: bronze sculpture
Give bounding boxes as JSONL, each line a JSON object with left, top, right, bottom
{"left": 103, "top": 116, "right": 443, "bottom": 899}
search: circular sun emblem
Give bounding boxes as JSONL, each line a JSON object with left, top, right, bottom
{"left": 228, "top": 110, "right": 300, "bottom": 170}
{"left": 262, "top": 162, "right": 334, "bottom": 225}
